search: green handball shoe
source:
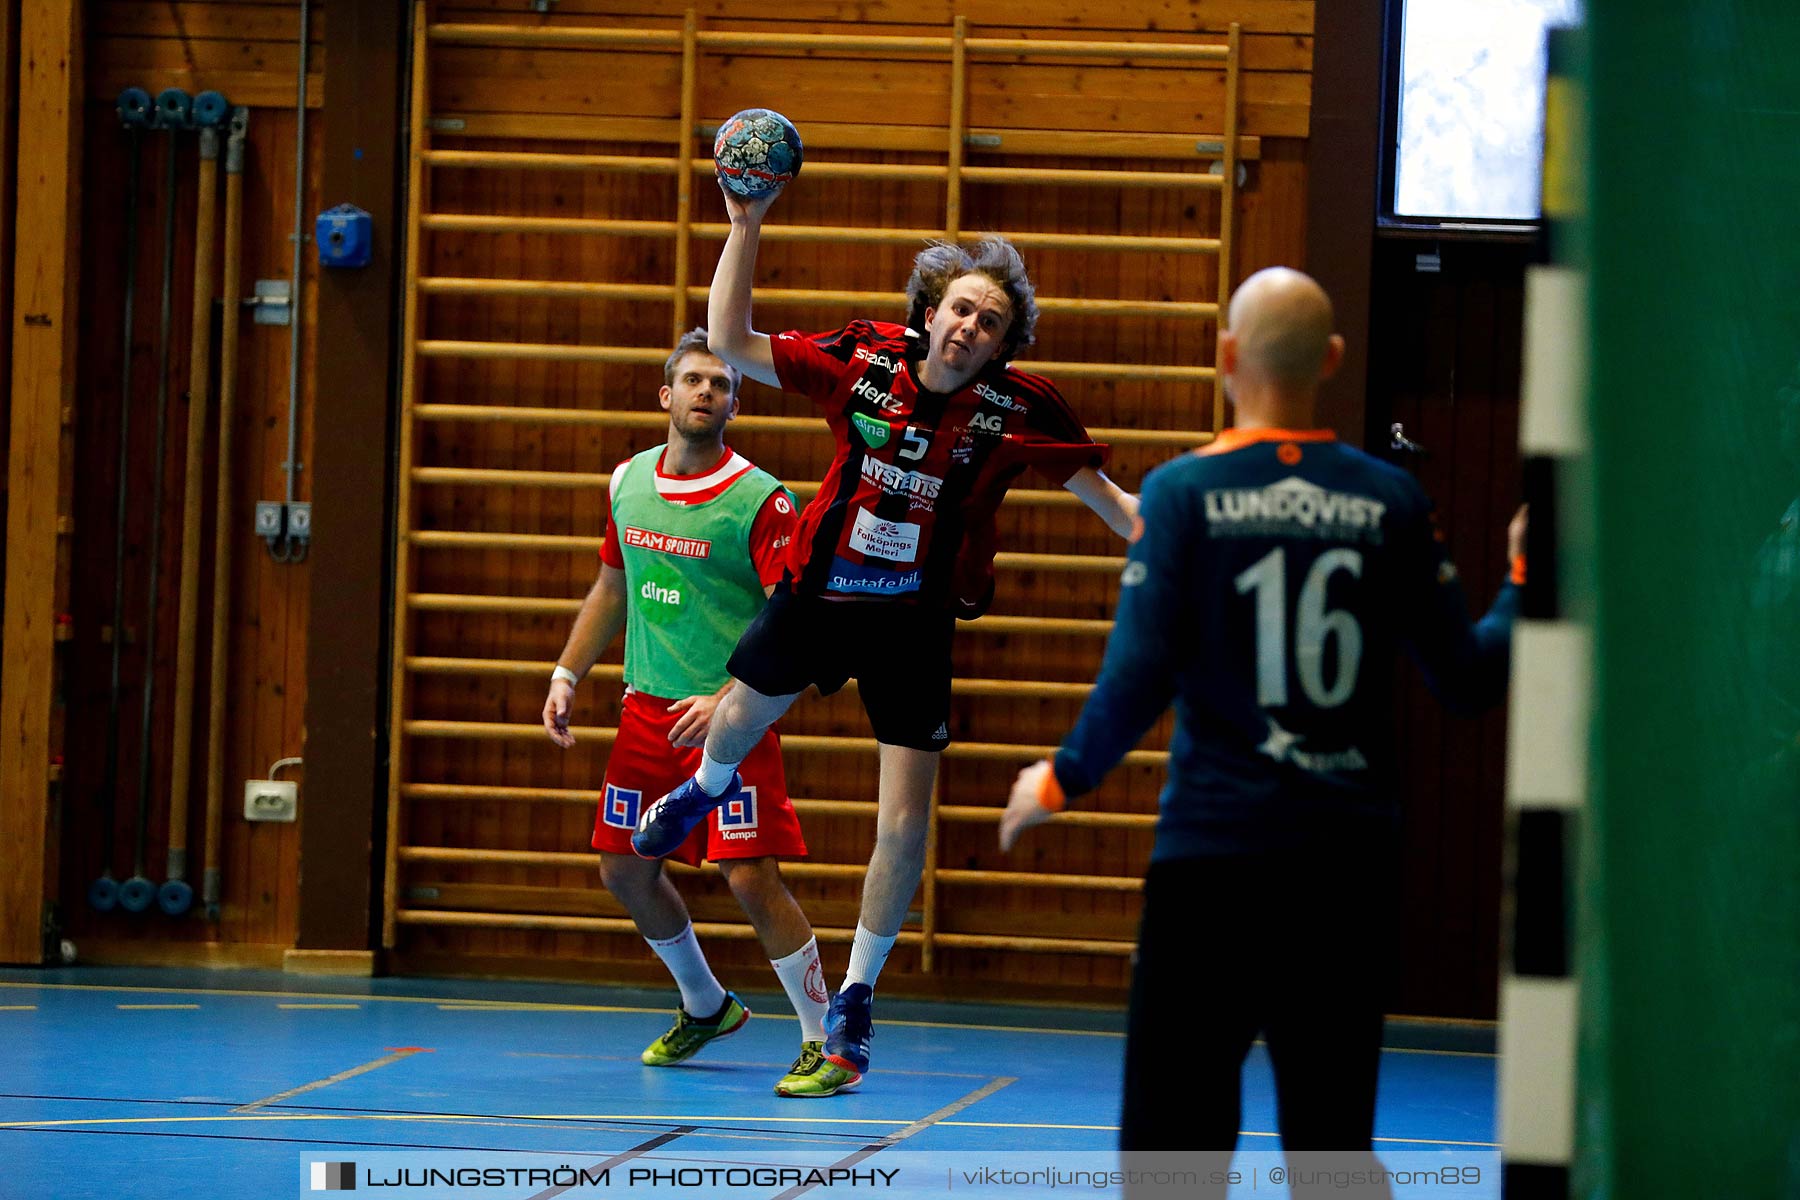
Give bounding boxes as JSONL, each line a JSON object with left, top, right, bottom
{"left": 774, "top": 1040, "right": 862, "bottom": 1097}
{"left": 640, "top": 992, "right": 751, "bottom": 1067}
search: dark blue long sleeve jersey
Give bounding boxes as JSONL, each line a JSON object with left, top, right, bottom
{"left": 1051, "top": 430, "right": 1519, "bottom": 859}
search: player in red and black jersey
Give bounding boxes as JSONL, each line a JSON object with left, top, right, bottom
{"left": 629, "top": 181, "right": 1138, "bottom": 1094}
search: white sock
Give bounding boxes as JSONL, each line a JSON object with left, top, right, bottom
{"left": 695, "top": 750, "right": 740, "bottom": 796}
{"left": 842, "top": 923, "right": 897, "bottom": 990}
{"left": 769, "top": 937, "right": 829, "bottom": 1043}
{"left": 645, "top": 924, "right": 727, "bottom": 1017}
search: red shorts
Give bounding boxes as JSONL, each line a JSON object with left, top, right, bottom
{"left": 591, "top": 689, "right": 807, "bottom": 866}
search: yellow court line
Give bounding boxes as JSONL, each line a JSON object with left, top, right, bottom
{"left": 0, "top": 1109, "right": 1504, "bottom": 1147}
{"left": 277, "top": 1003, "right": 363, "bottom": 1010}
{"left": 235, "top": 1048, "right": 427, "bottom": 1114}
{"left": 0, "top": 982, "right": 1492, "bottom": 1054}
{"left": 435, "top": 1003, "right": 598, "bottom": 1011}
{"left": 0, "top": 1005, "right": 38, "bottom": 1011}
{"left": 0, "top": 982, "right": 672, "bottom": 1017}
{"left": 0, "top": 1113, "right": 914, "bottom": 1131}
{"left": 0, "top": 981, "right": 1125, "bottom": 1038}
{"left": 116, "top": 1004, "right": 200, "bottom": 1010}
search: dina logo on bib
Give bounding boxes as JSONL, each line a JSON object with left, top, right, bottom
{"left": 851, "top": 411, "right": 892, "bottom": 448}
{"left": 636, "top": 564, "right": 686, "bottom": 624}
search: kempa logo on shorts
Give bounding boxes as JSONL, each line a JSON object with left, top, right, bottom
{"left": 717, "top": 787, "right": 759, "bottom": 839}
{"left": 622, "top": 526, "right": 712, "bottom": 559}
{"left": 602, "top": 785, "right": 643, "bottom": 830}
{"left": 974, "top": 382, "right": 1027, "bottom": 412}
{"left": 861, "top": 455, "right": 942, "bottom": 504}
{"left": 850, "top": 411, "right": 892, "bottom": 448}
{"left": 851, "top": 376, "right": 905, "bottom": 414}
{"left": 1203, "top": 477, "right": 1387, "bottom": 541}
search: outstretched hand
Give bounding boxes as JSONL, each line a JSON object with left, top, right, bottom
{"left": 719, "top": 179, "right": 784, "bottom": 226}
{"left": 542, "top": 680, "right": 577, "bottom": 749}
{"left": 999, "top": 760, "right": 1058, "bottom": 852}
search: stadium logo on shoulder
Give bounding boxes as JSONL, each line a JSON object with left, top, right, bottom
{"left": 1203, "top": 477, "right": 1387, "bottom": 543}
{"left": 854, "top": 347, "right": 904, "bottom": 373}
{"left": 974, "top": 382, "right": 1027, "bottom": 413}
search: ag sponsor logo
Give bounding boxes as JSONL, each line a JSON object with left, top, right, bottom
{"left": 968, "top": 411, "right": 1005, "bottom": 435}
{"left": 974, "top": 381, "right": 1027, "bottom": 413}
{"left": 861, "top": 455, "right": 942, "bottom": 509}
{"left": 622, "top": 526, "right": 712, "bottom": 559}
{"left": 850, "top": 411, "right": 893, "bottom": 448}
{"left": 1203, "top": 477, "right": 1387, "bottom": 543}
{"left": 602, "top": 785, "right": 643, "bottom": 830}
{"left": 827, "top": 556, "right": 923, "bottom": 596}
{"left": 851, "top": 376, "right": 905, "bottom": 414}
{"left": 849, "top": 509, "right": 921, "bottom": 563}
{"left": 717, "top": 786, "right": 760, "bottom": 840}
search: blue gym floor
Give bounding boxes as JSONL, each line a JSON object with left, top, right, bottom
{"left": 0, "top": 968, "right": 1499, "bottom": 1199}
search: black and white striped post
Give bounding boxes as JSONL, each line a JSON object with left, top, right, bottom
{"left": 1498, "top": 24, "right": 1585, "bottom": 1200}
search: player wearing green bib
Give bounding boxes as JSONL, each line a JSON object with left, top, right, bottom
{"left": 544, "top": 330, "right": 840, "bottom": 1097}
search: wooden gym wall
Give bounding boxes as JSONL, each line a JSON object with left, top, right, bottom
{"left": 47, "top": 1, "right": 326, "bottom": 963}
{"left": 387, "top": 0, "right": 1315, "bottom": 1004}
{"left": 0, "top": 1, "right": 1525, "bottom": 1022}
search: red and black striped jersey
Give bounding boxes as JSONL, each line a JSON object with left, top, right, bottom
{"left": 770, "top": 319, "right": 1109, "bottom": 613}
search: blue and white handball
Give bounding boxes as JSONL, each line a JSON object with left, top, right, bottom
{"left": 713, "top": 108, "right": 804, "bottom": 198}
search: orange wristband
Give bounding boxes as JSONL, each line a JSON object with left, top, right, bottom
{"left": 1036, "top": 762, "right": 1067, "bottom": 813}
{"left": 1510, "top": 554, "right": 1528, "bottom": 587}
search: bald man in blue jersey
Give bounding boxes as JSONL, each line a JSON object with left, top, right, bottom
{"left": 1002, "top": 268, "right": 1525, "bottom": 1189}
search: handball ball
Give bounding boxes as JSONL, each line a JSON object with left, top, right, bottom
{"left": 713, "top": 108, "right": 803, "bottom": 198}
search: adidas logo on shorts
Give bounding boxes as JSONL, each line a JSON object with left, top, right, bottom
{"left": 931, "top": 722, "right": 949, "bottom": 741}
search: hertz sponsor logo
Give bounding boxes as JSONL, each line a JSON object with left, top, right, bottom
{"left": 851, "top": 376, "right": 904, "bottom": 414}
{"left": 1203, "top": 477, "right": 1387, "bottom": 543}
{"left": 622, "top": 526, "right": 712, "bottom": 558}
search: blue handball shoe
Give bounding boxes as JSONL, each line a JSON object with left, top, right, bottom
{"left": 823, "top": 982, "right": 874, "bottom": 1077}
{"left": 631, "top": 771, "right": 740, "bottom": 859}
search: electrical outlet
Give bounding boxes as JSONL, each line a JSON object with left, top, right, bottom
{"left": 244, "top": 780, "right": 298, "bottom": 822}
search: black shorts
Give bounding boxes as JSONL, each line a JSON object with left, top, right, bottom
{"left": 727, "top": 580, "right": 954, "bottom": 752}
